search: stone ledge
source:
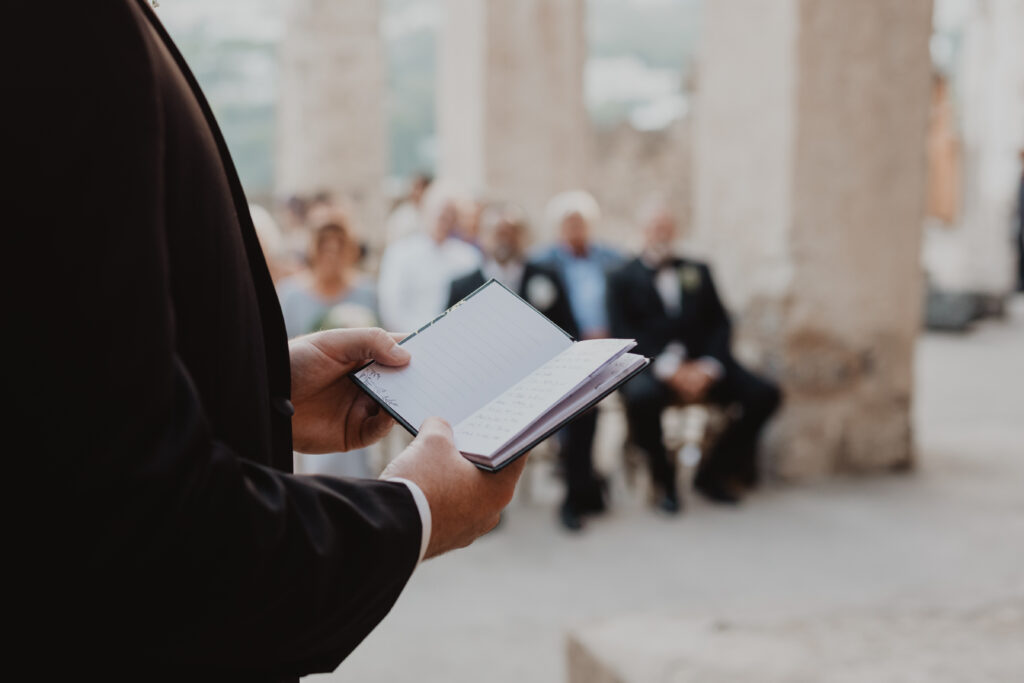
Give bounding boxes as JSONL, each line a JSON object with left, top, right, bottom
{"left": 567, "top": 600, "right": 1024, "bottom": 683}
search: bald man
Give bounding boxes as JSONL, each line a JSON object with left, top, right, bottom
{"left": 607, "top": 205, "right": 781, "bottom": 509}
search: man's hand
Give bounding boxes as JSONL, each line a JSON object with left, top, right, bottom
{"left": 382, "top": 418, "right": 528, "bottom": 559}
{"left": 289, "top": 328, "right": 410, "bottom": 453}
{"left": 667, "top": 361, "right": 716, "bottom": 403}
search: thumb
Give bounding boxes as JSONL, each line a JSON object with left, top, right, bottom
{"left": 417, "top": 416, "right": 454, "bottom": 442}
{"left": 315, "top": 327, "right": 411, "bottom": 366}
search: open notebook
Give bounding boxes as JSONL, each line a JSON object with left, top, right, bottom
{"left": 351, "top": 279, "right": 649, "bottom": 471}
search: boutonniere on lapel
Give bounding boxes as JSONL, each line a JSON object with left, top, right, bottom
{"left": 678, "top": 264, "right": 702, "bottom": 292}
{"left": 526, "top": 274, "right": 557, "bottom": 311}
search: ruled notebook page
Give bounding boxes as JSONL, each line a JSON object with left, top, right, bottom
{"left": 354, "top": 281, "right": 573, "bottom": 431}
{"left": 453, "top": 338, "right": 634, "bottom": 457}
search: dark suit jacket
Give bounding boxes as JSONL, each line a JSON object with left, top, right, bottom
{"left": 5, "top": 2, "right": 419, "bottom": 679}
{"left": 607, "top": 257, "right": 733, "bottom": 369}
{"left": 448, "top": 262, "right": 580, "bottom": 338}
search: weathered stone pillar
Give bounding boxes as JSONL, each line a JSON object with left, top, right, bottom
{"left": 277, "top": 0, "right": 386, "bottom": 242}
{"left": 437, "top": 0, "right": 588, "bottom": 233}
{"left": 923, "top": 0, "right": 1024, "bottom": 315}
{"left": 693, "top": 0, "right": 934, "bottom": 478}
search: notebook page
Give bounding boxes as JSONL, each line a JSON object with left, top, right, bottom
{"left": 454, "top": 338, "right": 635, "bottom": 457}
{"left": 481, "top": 353, "right": 648, "bottom": 468}
{"left": 354, "top": 281, "right": 572, "bottom": 430}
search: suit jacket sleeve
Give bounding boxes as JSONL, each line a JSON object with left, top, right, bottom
{"left": 6, "top": 4, "right": 419, "bottom": 677}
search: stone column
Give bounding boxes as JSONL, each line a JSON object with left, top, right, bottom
{"left": 277, "top": 0, "right": 386, "bottom": 244}
{"left": 437, "top": 0, "right": 588, "bottom": 233}
{"left": 693, "top": 0, "right": 934, "bottom": 478}
{"left": 923, "top": 0, "right": 1024, "bottom": 314}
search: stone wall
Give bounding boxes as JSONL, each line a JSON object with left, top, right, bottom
{"left": 586, "top": 118, "right": 693, "bottom": 248}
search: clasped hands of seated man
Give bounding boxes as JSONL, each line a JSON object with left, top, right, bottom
{"left": 289, "top": 328, "right": 526, "bottom": 559}
{"left": 666, "top": 361, "right": 717, "bottom": 404}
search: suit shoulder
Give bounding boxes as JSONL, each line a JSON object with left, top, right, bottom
{"left": 451, "top": 268, "right": 484, "bottom": 289}
{"left": 448, "top": 268, "right": 485, "bottom": 306}
{"left": 609, "top": 257, "right": 644, "bottom": 280}
{"left": 692, "top": 260, "right": 716, "bottom": 281}
{"left": 5, "top": 1, "right": 152, "bottom": 87}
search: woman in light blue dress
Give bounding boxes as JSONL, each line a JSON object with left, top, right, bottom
{"left": 278, "top": 213, "right": 379, "bottom": 478}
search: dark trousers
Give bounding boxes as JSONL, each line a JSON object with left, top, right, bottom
{"left": 621, "top": 364, "right": 781, "bottom": 494}
{"left": 558, "top": 408, "right": 604, "bottom": 511}
{"left": 1017, "top": 220, "right": 1024, "bottom": 291}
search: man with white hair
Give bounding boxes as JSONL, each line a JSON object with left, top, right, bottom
{"left": 607, "top": 201, "right": 781, "bottom": 510}
{"left": 378, "top": 183, "right": 482, "bottom": 332}
{"left": 535, "top": 191, "right": 625, "bottom": 530}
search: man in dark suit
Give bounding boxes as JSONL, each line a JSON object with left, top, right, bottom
{"left": 449, "top": 204, "right": 606, "bottom": 531}
{"left": 6, "top": 2, "right": 524, "bottom": 679}
{"left": 607, "top": 204, "right": 781, "bottom": 510}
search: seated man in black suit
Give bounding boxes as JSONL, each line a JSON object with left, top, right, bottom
{"left": 449, "top": 204, "right": 606, "bottom": 531}
{"left": 607, "top": 203, "right": 781, "bottom": 509}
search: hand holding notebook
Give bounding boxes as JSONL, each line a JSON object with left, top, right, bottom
{"left": 351, "top": 280, "right": 649, "bottom": 470}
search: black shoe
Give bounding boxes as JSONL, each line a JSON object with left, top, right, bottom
{"left": 694, "top": 479, "right": 742, "bottom": 505}
{"left": 656, "top": 490, "right": 681, "bottom": 515}
{"left": 559, "top": 502, "right": 583, "bottom": 532}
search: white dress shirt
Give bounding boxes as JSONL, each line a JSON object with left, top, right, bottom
{"left": 482, "top": 259, "right": 525, "bottom": 294}
{"left": 378, "top": 233, "right": 481, "bottom": 333}
{"left": 385, "top": 201, "right": 423, "bottom": 244}
{"left": 647, "top": 259, "right": 724, "bottom": 384}
{"left": 386, "top": 478, "right": 432, "bottom": 563}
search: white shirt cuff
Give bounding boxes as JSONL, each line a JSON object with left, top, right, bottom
{"left": 386, "top": 477, "right": 431, "bottom": 564}
{"left": 652, "top": 342, "right": 687, "bottom": 381}
{"left": 696, "top": 356, "right": 725, "bottom": 382}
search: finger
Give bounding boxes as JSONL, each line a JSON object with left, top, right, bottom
{"left": 417, "top": 416, "right": 455, "bottom": 441}
{"left": 313, "top": 327, "right": 411, "bottom": 367}
{"left": 389, "top": 332, "right": 410, "bottom": 343}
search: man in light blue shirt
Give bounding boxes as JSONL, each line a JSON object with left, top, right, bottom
{"left": 534, "top": 191, "right": 624, "bottom": 531}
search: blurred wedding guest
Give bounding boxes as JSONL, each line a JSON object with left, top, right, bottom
{"left": 282, "top": 194, "right": 310, "bottom": 232}
{"left": 535, "top": 191, "right": 624, "bottom": 340}
{"left": 448, "top": 203, "right": 577, "bottom": 331}
{"left": 455, "top": 195, "right": 486, "bottom": 248}
{"left": 534, "top": 191, "right": 624, "bottom": 530}
{"left": 1017, "top": 149, "right": 1023, "bottom": 291}
{"left": 307, "top": 190, "right": 335, "bottom": 219}
{"left": 277, "top": 213, "right": 376, "bottom": 340}
{"left": 607, "top": 202, "right": 781, "bottom": 510}
{"left": 386, "top": 172, "right": 432, "bottom": 243}
{"left": 450, "top": 204, "right": 596, "bottom": 531}
{"left": 378, "top": 183, "right": 481, "bottom": 332}
{"left": 250, "top": 202, "right": 300, "bottom": 283}
{"left": 278, "top": 214, "right": 378, "bottom": 478}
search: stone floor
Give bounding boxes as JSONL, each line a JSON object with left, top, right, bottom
{"left": 312, "top": 296, "right": 1024, "bottom": 683}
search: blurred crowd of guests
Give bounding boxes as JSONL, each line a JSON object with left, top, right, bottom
{"left": 254, "top": 175, "right": 781, "bottom": 532}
